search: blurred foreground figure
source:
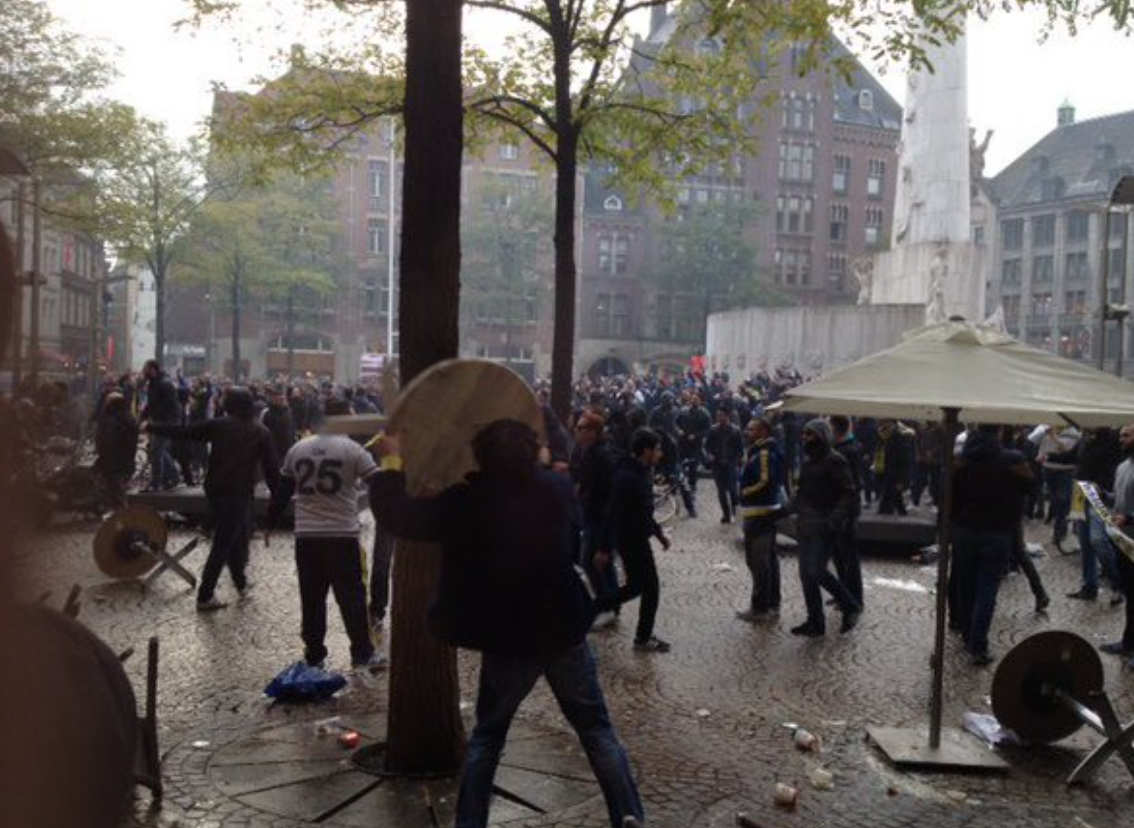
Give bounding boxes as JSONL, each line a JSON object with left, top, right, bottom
{"left": 370, "top": 420, "right": 645, "bottom": 828}
{"left": 0, "top": 219, "right": 138, "bottom": 828}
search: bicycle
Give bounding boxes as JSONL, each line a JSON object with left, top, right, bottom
{"left": 653, "top": 471, "right": 684, "bottom": 526}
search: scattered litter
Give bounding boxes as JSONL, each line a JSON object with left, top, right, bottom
{"left": 695, "top": 708, "right": 713, "bottom": 719}
{"left": 886, "top": 785, "right": 900, "bottom": 797}
{"left": 962, "top": 712, "right": 1020, "bottom": 746}
{"left": 338, "top": 730, "right": 360, "bottom": 749}
{"left": 735, "top": 813, "right": 766, "bottom": 828}
{"left": 872, "top": 577, "right": 929, "bottom": 595}
{"left": 91, "top": 594, "right": 108, "bottom": 604}
{"left": 191, "top": 740, "right": 210, "bottom": 749}
{"left": 265, "top": 662, "right": 347, "bottom": 702}
{"left": 822, "top": 720, "right": 846, "bottom": 727}
{"left": 313, "top": 716, "right": 344, "bottom": 735}
{"left": 945, "top": 789, "right": 967, "bottom": 802}
{"left": 792, "top": 727, "right": 821, "bottom": 752}
{"left": 1024, "top": 542, "right": 1046, "bottom": 559}
{"left": 1074, "top": 817, "right": 1099, "bottom": 828}
{"left": 459, "top": 699, "right": 473, "bottom": 712}
{"left": 712, "top": 562, "right": 735, "bottom": 572}
{"left": 773, "top": 782, "right": 799, "bottom": 810}
{"left": 807, "top": 766, "right": 834, "bottom": 790}
{"left": 913, "top": 546, "right": 938, "bottom": 565}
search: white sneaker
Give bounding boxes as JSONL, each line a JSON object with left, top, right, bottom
{"left": 352, "top": 652, "right": 389, "bottom": 673}
{"left": 591, "top": 611, "right": 618, "bottom": 631}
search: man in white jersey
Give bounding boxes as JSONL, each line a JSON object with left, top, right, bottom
{"left": 268, "top": 398, "right": 385, "bottom": 671}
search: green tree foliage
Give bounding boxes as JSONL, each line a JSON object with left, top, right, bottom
{"left": 94, "top": 123, "right": 216, "bottom": 361}
{"left": 653, "top": 200, "right": 787, "bottom": 337}
{"left": 173, "top": 169, "right": 342, "bottom": 377}
{"left": 459, "top": 175, "right": 553, "bottom": 357}
{"left": 184, "top": 0, "right": 1134, "bottom": 414}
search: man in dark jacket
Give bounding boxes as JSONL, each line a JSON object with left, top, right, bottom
{"left": 1070, "top": 427, "right": 1124, "bottom": 602}
{"left": 829, "top": 416, "right": 865, "bottom": 608}
{"left": 370, "top": 419, "right": 644, "bottom": 828}
{"left": 950, "top": 425, "right": 1032, "bottom": 666}
{"left": 569, "top": 410, "right": 619, "bottom": 621}
{"left": 595, "top": 428, "right": 672, "bottom": 653}
{"left": 873, "top": 419, "right": 912, "bottom": 515}
{"left": 261, "top": 387, "right": 297, "bottom": 461}
{"left": 789, "top": 419, "right": 862, "bottom": 637}
{"left": 736, "top": 417, "right": 785, "bottom": 621}
{"left": 92, "top": 392, "right": 138, "bottom": 506}
{"left": 675, "top": 391, "right": 712, "bottom": 497}
{"left": 146, "top": 387, "right": 280, "bottom": 610}
{"left": 704, "top": 406, "right": 744, "bottom": 523}
{"left": 139, "top": 359, "right": 182, "bottom": 491}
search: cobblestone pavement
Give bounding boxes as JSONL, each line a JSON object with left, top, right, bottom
{"left": 12, "top": 498, "right": 1134, "bottom": 828}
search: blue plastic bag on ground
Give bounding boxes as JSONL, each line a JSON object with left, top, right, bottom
{"left": 264, "top": 661, "right": 347, "bottom": 702}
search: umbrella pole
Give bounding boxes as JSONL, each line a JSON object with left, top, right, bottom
{"left": 929, "top": 406, "right": 960, "bottom": 748}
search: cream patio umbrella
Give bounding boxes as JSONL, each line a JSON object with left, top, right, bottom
{"left": 782, "top": 319, "right": 1134, "bottom": 768}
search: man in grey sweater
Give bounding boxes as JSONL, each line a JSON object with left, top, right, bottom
{"left": 1100, "top": 424, "right": 1134, "bottom": 665}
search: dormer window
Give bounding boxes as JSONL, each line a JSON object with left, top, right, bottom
{"left": 858, "top": 90, "right": 873, "bottom": 111}
{"left": 603, "top": 195, "right": 624, "bottom": 212}
{"left": 499, "top": 143, "right": 519, "bottom": 160}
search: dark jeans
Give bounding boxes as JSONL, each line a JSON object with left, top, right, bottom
{"left": 148, "top": 433, "right": 179, "bottom": 489}
{"left": 596, "top": 542, "right": 659, "bottom": 643}
{"left": 1077, "top": 510, "right": 1119, "bottom": 595}
{"left": 742, "top": 517, "right": 780, "bottom": 612}
{"left": 1009, "top": 523, "right": 1045, "bottom": 600}
{"left": 712, "top": 465, "right": 739, "bottom": 521}
{"left": 199, "top": 492, "right": 253, "bottom": 602}
{"left": 369, "top": 525, "right": 394, "bottom": 621}
{"left": 952, "top": 525, "right": 1012, "bottom": 657}
{"left": 296, "top": 536, "right": 374, "bottom": 665}
{"left": 1043, "top": 467, "right": 1073, "bottom": 541}
{"left": 1117, "top": 552, "right": 1134, "bottom": 650}
{"left": 681, "top": 456, "right": 701, "bottom": 494}
{"left": 797, "top": 534, "right": 860, "bottom": 630}
{"left": 832, "top": 522, "right": 864, "bottom": 607}
{"left": 877, "top": 474, "right": 907, "bottom": 515}
{"left": 455, "top": 642, "right": 643, "bottom": 828}
{"left": 911, "top": 462, "right": 941, "bottom": 507}
{"left": 582, "top": 520, "right": 618, "bottom": 602}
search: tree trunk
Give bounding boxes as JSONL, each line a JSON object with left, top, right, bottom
{"left": 231, "top": 273, "right": 242, "bottom": 381}
{"left": 286, "top": 288, "right": 296, "bottom": 378}
{"left": 152, "top": 263, "right": 165, "bottom": 366}
{"left": 384, "top": 0, "right": 465, "bottom": 776}
{"left": 548, "top": 19, "right": 579, "bottom": 422}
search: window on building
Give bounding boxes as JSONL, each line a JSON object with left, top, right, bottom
{"left": 776, "top": 194, "right": 814, "bottom": 234}
{"left": 1032, "top": 254, "right": 1055, "bottom": 284}
{"left": 1001, "top": 218, "right": 1024, "bottom": 251}
{"left": 781, "top": 93, "right": 816, "bottom": 132}
{"left": 1109, "top": 246, "right": 1127, "bottom": 281}
{"left": 778, "top": 142, "right": 815, "bottom": 182}
{"left": 775, "top": 248, "right": 811, "bottom": 286}
{"left": 603, "top": 195, "right": 623, "bottom": 212}
{"left": 866, "top": 159, "right": 885, "bottom": 198}
{"left": 367, "top": 159, "right": 388, "bottom": 211}
{"left": 1002, "top": 295, "right": 1021, "bottom": 322}
{"left": 858, "top": 89, "right": 873, "bottom": 110}
{"left": 1032, "top": 292, "right": 1053, "bottom": 316}
{"left": 1001, "top": 258, "right": 1022, "bottom": 286}
{"left": 363, "top": 279, "right": 378, "bottom": 315}
{"left": 1065, "top": 251, "right": 1089, "bottom": 282}
{"left": 595, "top": 292, "right": 630, "bottom": 337}
{"left": 830, "top": 203, "right": 849, "bottom": 243}
{"left": 367, "top": 217, "right": 387, "bottom": 255}
{"left": 864, "top": 206, "right": 884, "bottom": 246}
{"left": 1067, "top": 210, "right": 1091, "bottom": 244}
{"left": 598, "top": 233, "right": 631, "bottom": 275}
{"left": 832, "top": 154, "right": 851, "bottom": 194}
{"left": 829, "top": 253, "right": 847, "bottom": 291}
{"left": 1064, "top": 290, "right": 1087, "bottom": 314}
{"left": 499, "top": 142, "right": 519, "bottom": 160}
{"left": 1032, "top": 214, "right": 1056, "bottom": 247}
{"left": 1110, "top": 214, "right": 1129, "bottom": 240}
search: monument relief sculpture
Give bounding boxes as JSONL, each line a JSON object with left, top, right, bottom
{"left": 852, "top": 255, "right": 875, "bottom": 305}
{"left": 926, "top": 244, "right": 949, "bottom": 323}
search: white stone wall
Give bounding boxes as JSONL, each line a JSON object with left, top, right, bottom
{"left": 706, "top": 305, "right": 927, "bottom": 377}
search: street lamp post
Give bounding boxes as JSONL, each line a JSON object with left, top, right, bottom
{"left": 1097, "top": 175, "right": 1134, "bottom": 376}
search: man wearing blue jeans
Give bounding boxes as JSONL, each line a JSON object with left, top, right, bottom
{"left": 371, "top": 420, "right": 644, "bottom": 828}
{"left": 951, "top": 426, "right": 1032, "bottom": 666}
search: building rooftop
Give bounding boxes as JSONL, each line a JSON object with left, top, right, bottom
{"left": 990, "top": 109, "right": 1134, "bottom": 208}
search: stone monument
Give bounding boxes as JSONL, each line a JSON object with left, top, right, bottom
{"left": 868, "top": 24, "right": 985, "bottom": 323}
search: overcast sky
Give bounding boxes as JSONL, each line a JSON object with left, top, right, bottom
{"left": 48, "top": 0, "right": 1134, "bottom": 176}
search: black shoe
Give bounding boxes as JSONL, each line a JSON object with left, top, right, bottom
{"left": 720, "top": 515, "right": 732, "bottom": 524}
{"left": 1111, "top": 592, "right": 1126, "bottom": 606}
{"left": 1067, "top": 589, "right": 1098, "bottom": 601}
{"left": 790, "top": 622, "right": 825, "bottom": 638}
{"left": 840, "top": 610, "right": 861, "bottom": 633}
{"left": 1035, "top": 593, "right": 1051, "bottom": 612}
{"left": 969, "top": 652, "right": 994, "bottom": 667}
